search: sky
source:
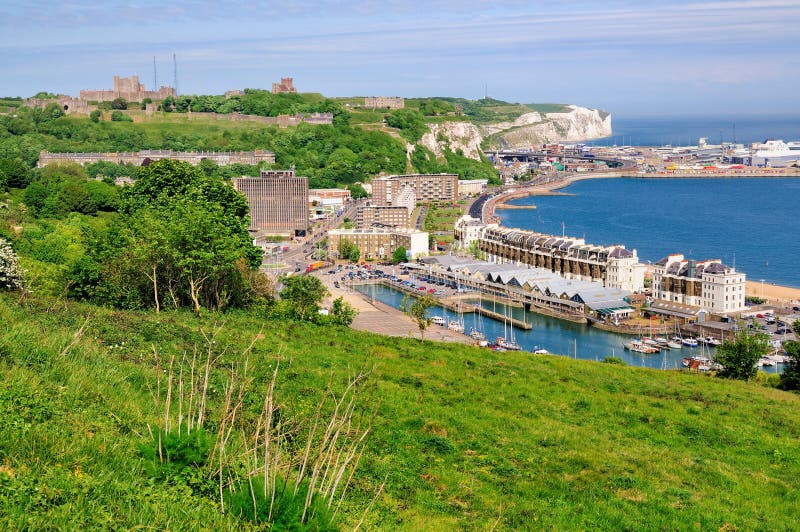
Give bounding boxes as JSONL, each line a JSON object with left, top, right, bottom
{"left": 1, "top": 0, "right": 799, "bottom": 117}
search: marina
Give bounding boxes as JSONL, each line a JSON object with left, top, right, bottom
{"left": 351, "top": 282, "right": 771, "bottom": 371}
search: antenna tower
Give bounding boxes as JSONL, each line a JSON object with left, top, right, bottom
{"left": 153, "top": 56, "right": 158, "bottom": 89}
{"left": 173, "top": 53, "right": 178, "bottom": 96}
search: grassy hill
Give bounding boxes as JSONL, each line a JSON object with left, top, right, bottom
{"left": 1, "top": 292, "right": 798, "bottom": 529}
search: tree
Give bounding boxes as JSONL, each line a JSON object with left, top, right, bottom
{"left": 714, "top": 330, "right": 770, "bottom": 380}
{"left": 391, "top": 246, "right": 408, "bottom": 264}
{"left": 89, "top": 109, "right": 102, "bottom": 123}
{"left": 403, "top": 294, "right": 435, "bottom": 341}
{"left": 467, "top": 240, "right": 485, "bottom": 260}
{"left": 347, "top": 183, "right": 368, "bottom": 199}
{"left": 111, "top": 97, "right": 128, "bottom": 110}
{"left": 778, "top": 320, "right": 800, "bottom": 391}
{"left": 0, "top": 238, "right": 25, "bottom": 291}
{"left": 111, "top": 110, "right": 132, "bottom": 122}
{"left": 0, "top": 158, "right": 32, "bottom": 189}
{"left": 280, "top": 275, "right": 328, "bottom": 321}
{"left": 337, "top": 238, "right": 360, "bottom": 263}
{"left": 330, "top": 296, "right": 357, "bottom": 326}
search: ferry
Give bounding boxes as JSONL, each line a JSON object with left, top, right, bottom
{"left": 751, "top": 139, "right": 800, "bottom": 167}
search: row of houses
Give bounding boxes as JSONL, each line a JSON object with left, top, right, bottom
{"left": 455, "top": 215, "right": 646, "bottom": 293}
{"left": 455, "top": 215, "right": 747, "bottom": 315}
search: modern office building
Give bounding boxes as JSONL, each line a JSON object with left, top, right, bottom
{"left": 371, "top": 174, "right": 458, "bottom": 205}
{"left": 355, "top": 205, "right": 410, "bottom": 228}
{"left": 232, "top": 169, "right": 308, "bottom": 236}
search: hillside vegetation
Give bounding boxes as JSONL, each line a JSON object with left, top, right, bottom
{"left": 1, "top": 290, "right": 799, "bottom": 529}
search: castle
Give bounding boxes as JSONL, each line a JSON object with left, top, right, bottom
{"left": 79, "top": 75, "right": 175, "bottom": 103}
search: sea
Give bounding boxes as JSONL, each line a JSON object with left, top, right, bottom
{"left": 499, "top": 178, "right": 800, "bottom": 289}
{"left": 583, "top": 114, "right": 800, "bottom": 147}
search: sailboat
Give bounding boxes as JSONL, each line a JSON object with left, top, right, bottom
{"left": 448, "top": 274, "right": 465, "bottom": 333}
{"left": 469, "top": 290, "right": 487, "bottom": 343}
{"left": 494, "top": 302, "right": 521, "bottom": 351}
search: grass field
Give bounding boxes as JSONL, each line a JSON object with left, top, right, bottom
{"left": 1, "top": 291, "right": 798, "bottom": 529}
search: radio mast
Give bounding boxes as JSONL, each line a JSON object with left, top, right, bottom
{"left": 173, "top": 53, "right": 178, "bottom": 96}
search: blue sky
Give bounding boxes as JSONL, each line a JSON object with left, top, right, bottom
{"left": 2, "top": 0, "right": 798, "bottom": 117}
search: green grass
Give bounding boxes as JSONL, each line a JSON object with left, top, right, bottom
{"left": 423, "top": 202, "right": 465, "bottom": 234}
{"left": 1, "top": 291, "right": 799, "bottom": 529}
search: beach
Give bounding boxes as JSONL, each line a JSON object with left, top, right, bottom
{"left": 746, "top": 280, "right": 800, "bottom": 305}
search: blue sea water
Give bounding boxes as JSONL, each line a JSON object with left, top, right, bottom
{"left": 499, "top": 177, "right": 800, "bottom": 288}
{"left": 584, "top": 115, "right": 800, "bottom": 147}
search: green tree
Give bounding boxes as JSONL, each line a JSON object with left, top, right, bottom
{"left": 347, "top": 183, "right": 368, "bottom": 199}
{"left": 89, "top": 109, "right": 102, "bottom": 123}
{"left": 403, "top": 294, "right": 435, "bottom": 341}
{"left": 391, "top": 246, "right": 408, "bottom": 264}
{"left": 0, "top": 158, "right": 31, "bottom": 189}
{"left": 330, "top": 296, "right": 357, "bottom": 326}
{"left": 337, "top": 238, "right": 360, "bottom": 263}
{"left": 385, "top": 109, "right": 428, "bottom": 143}
{"left": 467, "top": 240, "right": 485, "bottom": 260}
{"left": 280, "top": 275, "right": 328, "bottom": 321}
{"left": 111, "top": 110, "right": 132, "bottom": 122}
{"left": 715, "top": 330, "right": 770, "bottom": 380}
{"left": 778, "top": 320, "right": 800, "bottom": 391}
{"left": 111, "top": 97, "right": 128, "bottom": 110}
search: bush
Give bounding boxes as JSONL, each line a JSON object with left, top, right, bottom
{"left": 110, "top": 110, "right": 132, "bottom": 122}
{"left": 0, "top": 238, "right": 25, "bottom": 290}
{"left": 224, "top": 477, "right": 337, "bottom": 530}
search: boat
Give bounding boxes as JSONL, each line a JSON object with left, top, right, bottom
{"left": 624, "top": 341, "right": 660, "bottom": 354}
{"left": 682, "top": 337, "right": 699, "bottom": 347}
{"left": 448, "top": 320, "right": 464, "bottom": 333}
{"left": 682, "top": 355, "right": 712, "bottom": 371}
{"left": 705, "top": 336, "right": 722, "bottom": 347}
{"left": 431, "top": 316, "right": 446, "bottom": 326}
{"left": 667, "top": 340, "right": 683, "bottom": 350}
{"left": 532, "top": 348, "right": 549, "bottom": 355}
{"left": 469, "top": 327, "right": 486, "bottom": 341}
{"left": 654, "top": 336, "right": 670, "bottom": 345}
{"left": 494, "top": 336, "right": 521, "bottom": 351}
{"left": 751, "top": 139, "right": 800, "bottom": 167}
{"left": 642, "top": 337, "right": 661, "bottom": 348}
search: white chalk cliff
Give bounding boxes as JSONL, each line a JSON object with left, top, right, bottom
{"left": 420, "top": 105, "right": 612, "bottom": 160}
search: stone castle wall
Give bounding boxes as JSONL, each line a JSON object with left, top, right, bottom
{"left": 38, "top": 149, "right": 276, "bottom": 168}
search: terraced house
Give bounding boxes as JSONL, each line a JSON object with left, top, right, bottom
{"left": 455, "top": 216, "right": 645, "bottom": 292}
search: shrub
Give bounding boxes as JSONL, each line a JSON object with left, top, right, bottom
{"left": 0, "top": 238, "right": 25, "bottom": 290}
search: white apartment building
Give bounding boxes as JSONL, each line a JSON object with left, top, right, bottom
{"left": 653, "top": 254, "right": 746, "bottom": 314}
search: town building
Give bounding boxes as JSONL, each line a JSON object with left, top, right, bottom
{"left": 232, "top": 169, "right": 308, "bottom": 237}
{"left": 364, "top": 96, "right": 405, "bottom": 110}
{"left": 80, "top": 75, "right": 175, "bottom": 103}
{"left": 454, "top": 217, "right": 646, "bottom": 292}
{"left": 38, "top": 150, "right": 275, "bottom": 168}
{"left": 355, "top": 205, "right": 410, "bottom": 229}
{"left": 371, "top": 174, "right": 458, "bottom": 205}
{"left": 413, "top": 256, "right": 635, "bottom": 321}
{"left": 309, "top": 188, "right": 351, "bottom": 210}
{"left": 327, "top": 227, "right": 428, "bottom": 260}
{"left": 652, "top": 254, "right": 746, "bottom": 314}
{"left": 458, "top": 179, "right": 488, "bottom": 197}
{"left": 272, "top": 77, "right": 297, "bottom": 94}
